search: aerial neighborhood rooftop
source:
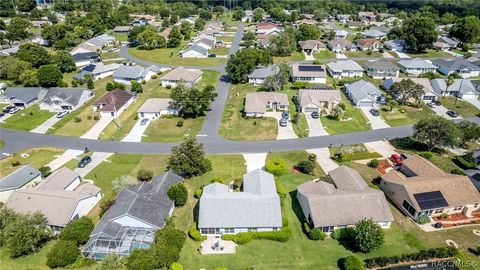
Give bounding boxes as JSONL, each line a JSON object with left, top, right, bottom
{"left": 1, "top": 1, "right": 480, "bottom": 269}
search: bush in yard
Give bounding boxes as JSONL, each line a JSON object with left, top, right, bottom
{"left": 297, "top": 160, "right": 315, "bottom": 175}
{"left": 188, "top": 222, "right": 206, "bottom": 241}
{"left": 176, "top": 120, "right": 184, "bottom": 127}
{"left": 167, "top": 183, "right": 188, "bottom": 206}
{"left": 309, "top": 228, "right": 326, "bottom": 241}
{"left": 74, "top": 117, "right": 81, "bottom": 122}
{"left": 454, "top": 155, "right": 477, "bottom": 169}
{"left": 223, "top": 232, "right": 252, "bottom": 244}
{"left": 303, "top": 222, "right": 312, "bottom": 235}
{"left": 59, "top": 216, "right": 94, "bottom": 245}
{"left": 151, "top": 74, "right": 158, "bottom": 80}
{"left": 450, "top": 168, "right": 465, "bottom": 175}
{"left": 353, "top": 219, "right": 384, "bottom": 253}
{"left": 265, "top": 158, "right": 288, "bottom": 176}
{"left": 154, "top": 225, "right": 186, "bottom": 251}
{"left": 417, "top": 215, "right": 431, "bottom": 224}
{"left": 93, "top": 115, "right": 100, "bottom": 120}
{"left": 11, "top": 160, "right": 21, "bottom": 167}
{"left": 194, "top": 188, "right": 203, "bottom": 198}
{"left": 87, "top": 115, "right": 92, "bottom": 120}
{"left": 341, "top": 255, "right": 365, "bottom": 270}
{"left": 368, "top": 159, "right": 379, "bottom": 168}
{"left": 331, "top": 227, "right": 355, "bottom": 240}
{"left": 97, "top": 254, "right": 125, "bottom": 270}
{"left": 419, "top": 151, "right": 433, "bottom": 160}
{"left": 170, "top": 262, "right": 183, "bottom": 270}
{"left": 211, "top": 177, "right": 224, "bottom": 184}
{"left": 137, "top": 169, "right": 153, "bottom": 182}
{"left": 364, "top": 247, "right": 458, "bottom": 268}
{"left": 332, "top": 152, "right": 344, "bottom": 162}
{"left": 439, "top": 213, "right": 449, "bottom": 219}
{"left": 126, "top": 248, "right": 158, "bottom": 270}
{"left": 39, "top": 166, "right": 51, "bottom": 177}
{"left": 46, "top": 240, "right": 80, "bottom": 268}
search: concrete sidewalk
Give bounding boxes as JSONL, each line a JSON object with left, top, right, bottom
{"left": 306, "top": 148, "right": 339, "bottom": 173}
{"left": 243, "top": 153, "right": 267, "bottom": 172}
{"left": 31, "top": 115, "right": 62, "bottom": 134}
{"left": 46, "top": 149, "right": 84, "bottom": 171}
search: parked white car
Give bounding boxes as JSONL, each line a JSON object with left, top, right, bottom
{"left": 56, "top": 111, "right": 69, "bottom": 118}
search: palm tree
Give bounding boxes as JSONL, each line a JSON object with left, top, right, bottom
{"left": 387, "top": 98, "right": 398, "bottom": 112}
{"left": 445, "top": 74, "right": 456, "bottom": 105}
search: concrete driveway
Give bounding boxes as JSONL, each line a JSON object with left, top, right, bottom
{"left": 304, "top": 52, "right": 315, "bottom": 61}
{"left": 75, "top": 152, "right": 113, "bottom": 178}
{"left": 336, "top": 53, "right": 348, "bottom": 59}
{"left": 122, "top": 119, "right": 151, "bottom": 142}
{"left": 31, "top": 114, "right": 63, "bottom": 134}
{"left": 364, "top": 140, "right": 398, "bottom": 158}
{"left": 359, "top": 107, "right": 390, "bottom": 129}
{"left": 306, "top": 148, "right": 339, "bottom": 173}
{"left": 46, "top": 149, "right": 84, "bottom": 171}
{"left": 81, "top": 116, "right": 114, "bottom": 139}
{"left": 466, "top": 98, "right": 480, "bottom": 110}
{"left": 305, "top": 113, "right": 328, "bottom": 137}
{"left": 243, "top": 153, "right": 267, "bottom": 172}
{"left": 264, "top": 112, "right": 298, "bottom": 140}
{"left": 393, "top": 49, "right": 410, "bottom": 58}
{"left": 430, "top": 104, "right": 462, "bottom": 119}
{"left": 382, "top": 51, "right": 395, "bottom": 59}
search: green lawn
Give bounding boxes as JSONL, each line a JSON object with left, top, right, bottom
{"left": 197, "top": 70, "right": 221, "bottom": 88}
{"left": 379, "top": 104, "right": 436, "bottom": 126}
{"left": 210, "top": 46, "right": 229, "bottom": 55}
{"left": 330, "top": 144, "right": 382, "bottom": 161}
{"left": 440, "top": 96, "right": 480, "bottom": 117}
{"left": 0, "top": 147, "right": 65, "bottom": 177}
{"left": 320, "top": 93, "right": 371, "bottom": 134}
{"left": 0, "top": 105, "right": 54, "bottom": 131}
{"left": 219, "top": 84, "right": 278, "bottom": 141}
{"left": 128, "top": 44, "right": 225, "bottom": 66}
{"left": 273, "top": 52, "right": 305, "bottom": 63}
{"left": 100, "top": 51, "right": 120, "bottom": 60}
{"left": 313, "top": 50, "right": 336, "bottom": 60}
{"left": 344, "top": 51, "right": 383, "bottom": 58}
{"left": 113, "top": 32, "right": 128, "bottom": 42}
{"left": 0, "top": 241, "right": 58, "bottom": 270}
{"left": 142, "top": 117, "right": 205, "bottom": 143}
{"left": 217, "top": 35, "right": 234, "bottom": 43}
{"left": 407, "top": 50, "right": 451, "bottom": 58}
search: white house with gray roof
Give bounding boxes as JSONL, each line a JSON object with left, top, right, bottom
{"left": 113, "top": 65, "right": 160, "bottom": 85}
{"left": 0, "top": 87, "right": 47, "bottom": 107}
{"left": 297, "top": 166, "right": 393, "bottom": 233}
{"left": 432, "top": 59, "right": 480, "bottom": 78}
{"left": 198, "top": 169, "right": 282, "bottom": 235}
{"left": 361, "top": 29, "right": 387, "bottom": 39}
{"left": 0, "top": 165, "right": 41, "bottom": 202}
{"left": 298, "top": 89, "right": 341, "bottom": 114}
{"left": 74, "top": 62, "right": 120, "bottom": 81}
{"left": 326, "top": 60, "right": 364, "bottom": 78}
{"left": 398, "top": 59, "right": 437, "bottom": 75}
{"left": 248, "top": 66, "right": 279, "bottom": 85}
{"left": 39, "top": 88, "right": 93, "bottom": 112}
{"left": 137, "top": 98, "right": 178, "bottom": 119}
{"left": 83, "top": 171, "right": 183, "bottom": 259}
{"left": 180, "top": 44, "right": 209, "bottom": 58}
{"left": 159, "top": 67, "right": 202, "bottom": 87}
{"left": 430, "top": 79, "right": 479, "bottom": 99}
{"left": 345, "top": 79, "right": 386, "bottom": 107}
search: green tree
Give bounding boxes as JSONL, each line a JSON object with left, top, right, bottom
{"left": 137, "top": 30, "right": 166, "bottom": 49}
{"left": 7, "top": 60, "right": 32, "bottom": 83}
{"left": 170, "top": 262, "right": 184, "bottom": 270}
{"left": 17, "top": 43, "right": 50, "bottom": 68}
{"left": 457, "top": 121, "right": 480, "bottom": 147}
{"left": 125, "top": 248, "right": 158, "bottom": 270}
{"left": 6, "top": 17, "right": 31, "bottom": 46}
{"left": 226, "top": 48, "right": 273, "bottom": 83}
{"left": 154, "top": 225, "right": 187, "bottom": 251}
{"left": 168, "top": 137, "right": 212, "bottom": 178}
{"left": 0, "top": 207, "right": 17, "bottom": 246}
{"left": 232, "top": 7, "right": 246, "bottom": 21}
{"left": 180, "top": 21, "right": 193, "bottom": 40}
{"left": 265, "top": 158, "right": 288, "bottom": 176}
{"left": 167, "top": 26, "right": 182, "bottom": 48}
{"left": 19, "top": 69, "right": 39, "bottom": 86}
{"left": 413, "top": 116, "right": 462, "bottom": 151}
{"left": 52, "top": 50, "right": 76, "bottom": 72}
{"left": 194, "top": 18, "right": 206, "bottom": 31}
{"left": 170, "top": 84, "right": 217, "bottom": 118}
{"left": 46, "top": 240, "right": 79, "bottom": 268}
{"left": 450, "top": 16, "right": 480, "bottom": 45}
{"left": 98, "top": 254, "right": 126, "bottom": 270}
{"left": 16, "top": 0, "right": 37, "bottom": 12}
{"left": 39, "top": 166, "right": 52, "bottom": 177}
{"left": 353, "top": 219, "right": 384, "bottom": 253}
{"left": 342, "top": 255, "right": 365, "bottom": 270}
{"left": 167, "top": 183, "right": 188, "bottom": 206}
{"left": 87, "top": 77, "right": 94, "bottom": 90}
{"left": 137, "top": 169, "right": 153, "bottom": 182}
{"left": 389, "top": 79, "right": 424, "bottom": 106}
{"left": 253, "top": 7, "right": 265, "bottom": 22}
{"left": 400, "top": 16, "right": 437, "bottom": 52}
{"left": 37, "top": 64, "right": 63, "bottom": 87}
{"left": 298, "top": 24, "right": 321, "bottom": 40}
{"left": 59, "top": 217, "right": 94, "bottom": 245}
{"left": 199, "top": 9, "right": 212, "bottom": 21}
{"left": 270, "top": 31, "right": 297, "bottom": 57}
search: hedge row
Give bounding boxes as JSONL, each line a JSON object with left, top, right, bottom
{"left": 364, "top": 247, "right": 458, "bottom": 268}
{"left": 222, "top": 227, "right": 292, "bottom": 245}
{"left": 454, "top": 156, "right": 477, "bottom": 169}
{"left": 188, "top": 222, "right": 206, "bottom": 241}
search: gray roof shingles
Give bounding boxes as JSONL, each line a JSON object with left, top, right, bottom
{"left": 0, "top": 165, "right": 41, "bottom": 192}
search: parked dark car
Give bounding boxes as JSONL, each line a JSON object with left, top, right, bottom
{"left": 434, "top": 100, "right": 441, "bottom": 106}
{"left": 279, "top": 118, "right": 287, "bottom": 127}
{"left": 311, "top": 111, "right": 319, "bottom": 119}
{"left": 140, "top": 118, "right": 149, "bottom": 125}
{"left": 3, "top": 105, "right": 15, "bottom": 113}
{"left": 78, "top": 156, "right": 92, "bottom": 168}
{"left": 282, "top": 111, "right": 289, "bottom": 120}
{"left": 208, "top": 54, "right": 216, "bottom": 58}
{"left": 0, "top": 113, "right": 4, "bottom": 118}
{"left": 446, "top": 110, "right": 458, "bottom": 118}
{"left": 369, "top": 108, "right": 380, "bottom": 116}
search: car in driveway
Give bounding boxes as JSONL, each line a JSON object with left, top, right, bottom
{"left": 56, "top": 111, "right": 69, "bottom": 118}
{"left": 279, "top": 118, "right": 287, "bottom": 127}
{"left": 311, "top": 111, "right": 319, "bottom": 119}
{"left": 3, "top": 105, "right": 15, "bottom": 113}
{"left": 427, "top": 102, "right": 436, "bottom": 108}
{"left": 390, "top": 153, "right": 402, "bottom": 166}
{"left": 282, "top": 111, "right": 289, "bottom": 120}
{"left": 8, "top": 107, "right": 20, "bottom": 114}
{"left": 0, "top": 113, "right": 4, "bottom": 118}
{"left": 369, "top": 108, "right": 380, "bottom": 116}
{"left": 446, "top": 110, "right": 458, "bottom": 118}
{"left": 78, "top": 156, "right": 92, "bottom": 168}
{"left": 140, "top": 118, "right": 149, "bottom": 125}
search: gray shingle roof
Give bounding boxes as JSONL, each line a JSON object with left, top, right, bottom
{"left": 41, "top": 88, "right": 92, "bottom": 107}
{"left": 398, "top": 59, "right": 436, "bottom": 69}
{"left": 432, "top": 59, "right": 480, "bottom": 71}
{"left": 327, "top": 60, "right": 364, "bottom": 72}
{"left": 183, "top": 44, "right": 209, "bottom": 56}
{"left": 248, "top": 65, "right": 279, "bottom": 79}
{"left": 430, "top": 79, "right": 478, "bottom": 96}
{"left": 364, "top": 59, "right": 399, "bottom": 70}
{"left": 0, "top": 165, "right": 41, "bottom": 192}
{"left": 1, "top": 87, "right": 45, "bottom": 104}
{"left": 345, "top": 79, "right": 383, "bottom": 101}
{"left": 198, "top": 169, "right": 282, "bottom": 229}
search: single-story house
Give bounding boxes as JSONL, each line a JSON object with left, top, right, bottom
{"left": 256, "top": 21, "right": 282, "bottom": 35}
{"left": 72, "top": 51, "right": 101, "bottom": 67}
{"left": 361, "top": 29, "right": 387, "bottom": 39}
{"left": 326, "top": 60, "right": 364, "bottom": 78}
{"left": 431, "top": 59, "right": 480, "bottom": 78}
{"left": 0, "top": 87, "right": 46, "bottom": 107}
{"left": 380, "top": 155, "right": 480, "bottom": 220}
{"left": 364, "top": 60, "right": 399, "bottom": 79}
{"left": 290, "top": 63, "right": 327, "bottom": 84}
{"left": 113, "top": 26, "right": 131, "bottom": 33}
{"left": 159, "top": 67, "right": 202, "bottom": 88}
{"left": 345, "top": 79, "right": 386, "bottom": 107}
{"left": 430, "top": 79, "right": 479, "bottom": 99}
{"left": 257, "top": 34, "right": 272, "bottom": 48}
{"left": 347, "top": 21, "right": 363, "bottom": 29}
{"left": 204, "top": 21, "right": 223, "bottom": 34}
{"left": 358, "top": 11, "right": 375, "bottom": 21}
{"left": 85, "top": 33, "right": 116, "bottom": 48}
{"left": 336, "top": 14, "right": 351, "bottom": 23}
{"left": 297, "top": 166, "right": 394, "bottom": 233}
{"left": 74, "top": 62, "right": 121, "bottom": 81}
{"left": 248, "top": 65, "right": 279, "bottom": 85}
{"left": 159, "top": 27, "right": 172, "bottom": 39}
{"left": 327, "top": 39, "right": 356, "bottom": 53}
{"left": 0, "top": 165, "right": 42, "bottom": 202}
{"left": 433, "top": 41, "right": 450, "bottom": 51}
{"left": 71, "top": 42, "right": 100, "bottom": 55}
{"left": 137, "top": 98, "right": 178, "bottom": 119}
{"left": 244, "top": 92, "right": 288, "bottom": 117}
{"left": 334, "top": 29, "right": 348, "bottom": 39}
{"left": 384, "top": 39, "right": 406, "bottom": 51}
{"left": 194, "top": 38, "right": 215, "bottom": 50}
{"left": 397, "top": 59, "right": 437, "bottom": 75}
{"left": 39, "top": 88, "right": 93, "bottom": 112}
{"left": 198, "top": 169, "right": 282, "bottom": 235}
{"left": 83, "top": 171, "right": 183, "bottom": 259}
{"left": 437, "top": 36, "right": 458, "bottom": 48}
{"left": 93, "top": 90, "right": 136, "bottom": 117}
{"left": 180, "top": 44, "right": 209, "bottom": 58}
{"left": 298, "top": 89, "right": 341, "bottom": 114}
{"left": 354, "top": 38, "right": 382, "bottom": 51}
{"left": 113, "top": 65, "right": 159, "bottom": 85}
{"left": 299, "top": 40, "right": 326, "bottom": 55}
{"left": 383, "top": 78, "right": 438, "bottom": 102}
{"left": 6, "top": 168, "right": 102, "bottom": 231}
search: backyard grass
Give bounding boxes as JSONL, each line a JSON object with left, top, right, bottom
{"left": 344, "top": 51, "right": 383, "bottom": 58}
{"left": 0, "top": 147, "right": 64, "bottom": 176}
{"left": 210, "top": 46, "right": 230, "bottom": 55}
{"left": 313, "top": 50, "right": 336, "bottom": 60}
{"left": 379, "top": 104, "right": 436, "bottom": 126}
{"left": 273, "top": 51, "right": 305, "bottom": 63}
{"left": 320, "top": 93, "right": 371, "bottom": 134}
{"left": 0, "top": 105, "right": 54, "bottom": 131}
{"left": 142, "top": 117, "right": 205, "bottom": 142}
{"left": 198, "top": 70, "right": 221, "bottom": 88}
{"left": 440, "top": 96, "right": 480, "bottom": 117}
{"left": 112, "top": 32, "right": 128, "bottom": 42}
{"left": 128, "top": 44, "right": 225, "bottom": 66}
{"left": 0, "top": 241, "right": 58, "bottom": 270}
{"left": 407, "top": 50, "right": 451, "bottom": 58}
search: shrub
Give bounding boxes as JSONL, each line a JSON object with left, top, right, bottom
{"left": 11, "top": 160, "right": 21, "bottom": 167}
{"left": 275, "top": 180, "right": 287, "bottom": 207}
{"left": 303, "top": 222, "right": 312, "bottom": 235}
{"left": 59, "top": 217, "right": 94, "bottom": 245}
{"left": 154, "top": 225, "right": 186, "bottom": 251}
{"left": 46, "top": 240, "right": 80, "bottom": 268}
{"left": 364, "top": 247, "right": 458, "bottom": 268}
{"left": 151, "top": 74, "right": 158, "bottom": 79}
{"left": 454, "top": 155, "right": 477, "bottom": 169}
{"left": 29, "top": 112, "right": 33, "bottom": 116}
{"left": 211, "top": 177, "right": 224, "bottom": 184}
{"left": 39, "top": 166, "right": 51, "bottom": 177}
{"left": 194, "top": 188, "right": 203, "bottom": 198}
{"left": 368, "top": 159, "right": 379, "bottom": 168}
{"left": 87, "top": 115, "right": 92, "bottom": 120}
{"left": 188, "top": 222, "right": 206, "bottom": 241}
{"left": 265, "top": 158, "right": 288, "bottom": 176}
{"left": 450, "top": 168, "right": 465, "bottom": 175}
{"left": 419, "top": 151, "right": 433, "bottom": 160}
{"left": 142, "top": 80, "right": 146, "bottom": 84}
{"left": 223, "top": 232, "right": 252, "bottom": 244}
{"left": 222, "top": 228, "right": 292, "bottom": 244}
{"left": 166, "top": 85, "right": 172, "bottom": 89}
{"left": 137, "top": 169, "right": 153, "bottom": 182}
{"left": 309, "top": 228, "right": 326, "bottom": 241}
{"left": 297, "top": 160, "right": 315, "bottom": 175}
{"left": 341, "top": 255, "right": 365, "bottom": 270}
{"left": 93, "top": 115, "right": 100, "bottom": 120}
{"left": 74, "top": 117, "right": 82, "bottom": 122}
{"left": 170, "top": 262, "right": 183, "bottom": 270}
{"left": 332, "top": 152, "right": 344, "bottom": 162}
{"left": 417, "top": 215, "right": 431, "bottom": 224}
{"left": 353, "top": 219, "right": 384, "bottom": 253}
{"left": 177, "top": 120, "right": 184, "bottom": 127}
{"left": 331, "top": 227, "right": 355, "bottom": 240}
{"left": 439, "top": 213, "right": 449, "bottom": 219}
{"left": 167, "top": 183, "right": 188, "bottom": 206}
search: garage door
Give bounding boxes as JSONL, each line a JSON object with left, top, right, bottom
{"left": 357, "top": 101, "right": 374, "bottom": 107}
{"left": 461, "top": 94, "right": 477, "bottom": 99}
{"left": 303, "top": 107, "right": 319, "bottom": 112}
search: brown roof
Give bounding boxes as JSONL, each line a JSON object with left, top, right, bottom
{"left": 245, "top": 92, "right": 288, "bottom": 113}
{"left": 94, "top": 89, "right": 135, "bottom": 112}
{"left": 290, "top": 63, "right": 327, "bottom": 78}
{"left": 299, "top": 40, "right": 325, "bottom": 50}
{"left": 347, "top": 21, "right": 363, "bottom": 27}
{"left": 298, "top": 90, "right": 341, "bottom": 107}
{"left": 159, "top": 27, "right": 171, "bottom": 38}
{"left": 355, "top": 38, "right": 380, "bottom": 47}
{"left": 160, "top": 67, "right": 202, "bottom": 83}
{"left": 256, "top": 21, "right": 279, "bottom": 30}
{"left": 296, "top": 19, "right": 318, "bottom": 25}
{"left": 137, "top": 98, "right": 174, "bottom": 113}
{"left": 328, "top": 39, "right": 354, "bottom": 47}
{"left": 35, "top": 167, "right": 79, "bottom": 191}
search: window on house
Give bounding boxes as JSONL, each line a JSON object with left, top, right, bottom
{"left": 402, "top": 200, "right": 416, "bottom": 216}
{"left": 224, "top": 228, "right": 234, "bottom": 234}
{"left": 454, "top": 206, "right": 463, "bottom": 211}
{"left": 247, "top": 228, "right": 257, "bottom": 232}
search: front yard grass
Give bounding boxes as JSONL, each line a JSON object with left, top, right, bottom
{"left": 0, "top": 147, "right": 64, "bottom": 176}
{"left": 210, "top": 46, "right": 229, "bottom": 55}
{"left": 217, "top": 35, "right": 234, "bottom": 43}
{"left": 320, "top": 93, "right": 371, "bottom": 134}
{"left": 0, "top": 105, "right": 54, "bottom": 131}
{"left": 379, "top": 104, "right": 436, "bottom": 126}
{"left": 219, "top": 83, "right": 278, "bottom": 141}
{"left": 440, "top": 96, "right": 480, "bottom": 117}
{"left": 407, "top": 49, "right": 451, "bottom": 58}
{"left": 273, "top": 51, "right": 305, "bottom": 63}
{"left": 313, "top": 50, "right": 336, "bottom": 60}
{"left": 330, "top": 144, "right": 382, "bottom": 161}
{"left": 142, "top": 116, "right": 205, "bottom": 143}
{"left": 344, "top": 51, "right": 383, "bottom": 58}
{"left": 100, "top": 50, "right": 120, "bottom": 60}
